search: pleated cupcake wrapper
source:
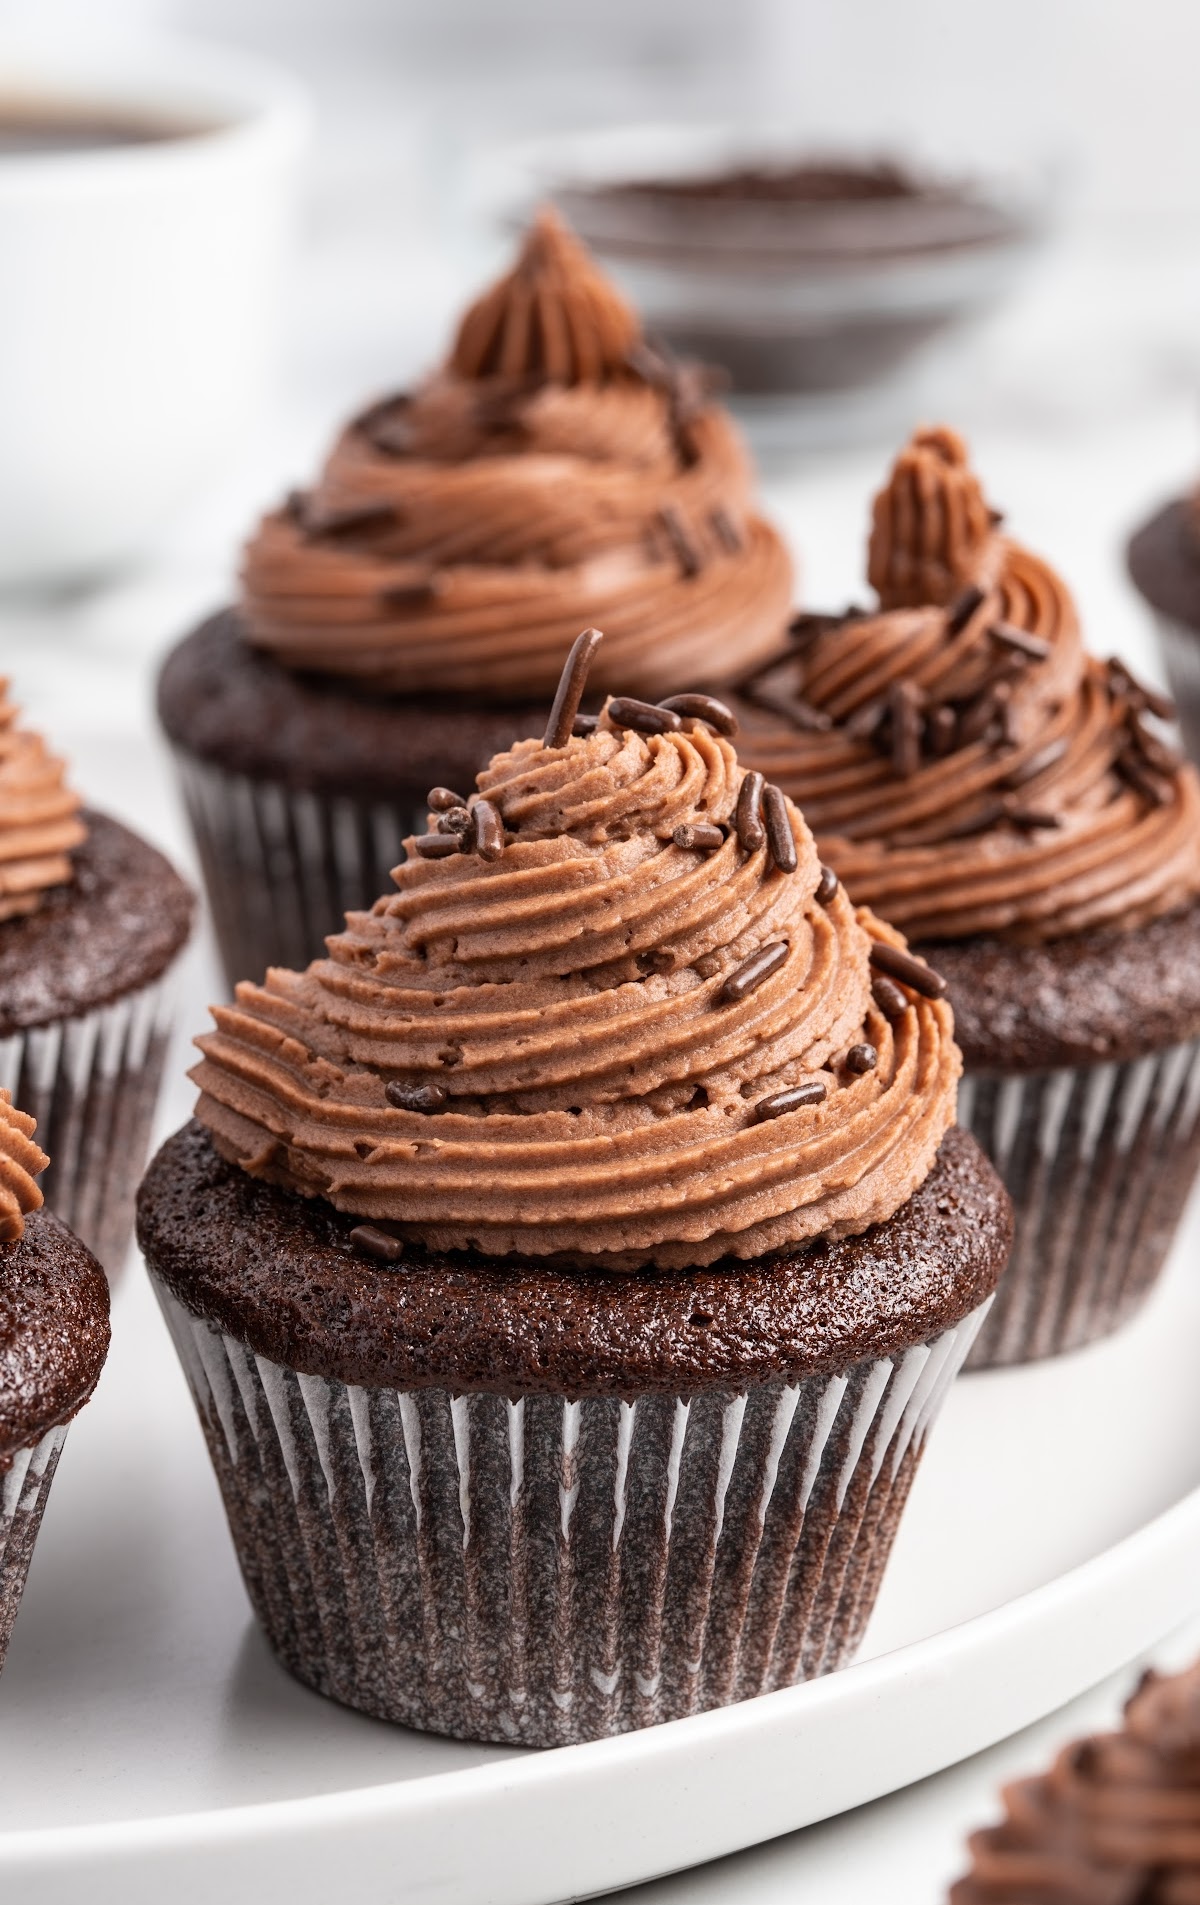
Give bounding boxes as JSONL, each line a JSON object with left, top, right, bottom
{"left": 959, "top": 1037, "right": 1200, "bottom": 1368}
{"left": 173, "top": 749, "right": 425, "bottom": 988}
{"left": 153, "top": 1278, "right": 989, "bottom": 1747}
{"left": 0, "top": 1424, "right": 68, "bottom": 1676}
{"left": 1148, "top": 610, "right": 1200, "bottom": 769}
{"left": 0, "top": 968, "right": 178, "bottom": 1276}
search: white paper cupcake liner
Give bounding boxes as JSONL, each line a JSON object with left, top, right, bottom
{"left": 0, "top": 968, "right": 178, "bottom": 1276}
{"left": 958, "top": 1039, "right": 1200, "bottom": 1367}
{"left": 153, "top": 1278, "right": 989, "bottom": 1746}
{"left": 173, "top": 749, "right": 421, "bottom": 988}
{"left": 1149, "top": 610, "right": 1200, "bottom": 769}
{"left": 0, "top": 1424, "right": 68, "bottom": 1674}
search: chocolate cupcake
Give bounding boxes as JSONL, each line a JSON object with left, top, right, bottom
{"left": 733, "top": 426, "right": 1200, "bottom": 1368}
{"left": 1127, "top": 484, "right": 1200, "bottom": 768}
{"left": 0, "top": 681, "right": 194, "bottom": 1273}
{"left": 157, "top": 210, "right": 794, "bottom": 990}
{"left": 951, "top": 1656, "right": 1200, "bottom": 1900}
{"left": 138, "top": 638, "right": 1009, "bottom": 1747}
{"left": 0, "top": 1091, "right": 109, "bottom": 1674}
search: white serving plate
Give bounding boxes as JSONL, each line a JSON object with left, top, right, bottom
{"left": 3, "top": 739, "right": 1200, "bottom": 1904}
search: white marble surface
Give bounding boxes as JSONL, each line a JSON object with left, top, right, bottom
{"left": 2, "top": 181, "right": 1200, "bottom": 1901}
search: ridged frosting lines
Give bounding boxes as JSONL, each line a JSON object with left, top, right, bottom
{"left": 192, "top": 717, "right": 959, "bottom": 1269}
{"left": 0, "top": 1091, "right": 47, "bottom": 1244}
{"left": 0, "top": 683, "right": 85, "bottom": 922}
{"left": 239, "top": 215, "right": 793, "bottom": 701}
{"left": 952, "top": 1661, "right": 1200, "bottom": 1901}
{"left": 738, "top": 428, "right": 1200, "bottom": 944}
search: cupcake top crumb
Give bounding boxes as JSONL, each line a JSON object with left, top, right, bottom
{"left": 951, "top": 1657, "right": 1200, "bottom": 1902}
{"left": 191, "top": 634, "right": 961, "bottom": 1271}
{"left": 0, "top": 681, "right": 86, "bottom": 923}
{"left": 735, "top": 425, "right": 1200, "bottom": 945}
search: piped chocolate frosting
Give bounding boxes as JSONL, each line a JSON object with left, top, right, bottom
{"left": 0, "top": 1092, "right": 46, "bottom": 1244}
{"left": 239, "top": 210, "right": 793, "bottom": 703}
{"left": 0, "top": 682, "right": 86, "bottom": 922}
{"left": 736, "top": 426, "right": 1200, "bottom": 944}
{"left": 952, "top": 1658, "right": 1200, "bottom": 1901}
{"left": 191, "top": 644, "right": 959, "bottom": 1270}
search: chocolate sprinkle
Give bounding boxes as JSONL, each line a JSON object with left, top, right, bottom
{"left": 1108, "top": 657, "right": 1176, "bottom": 722}
{"left": 927, "top": 705, "right": 958, "bottom": 756}
{"left": 1115, "top": 750, "right": 1172, "bottom": 807}
{"left": 989, "top": 620, "right": 1051, "bottom": 661}
{"left": 427, "top": 786, "right": 466, "bottom": 813}
{"left": 304, "top": 499, "right": 396, "bottom": 538}
{"left": 762, "top": 783, "right": 798, "bottom": 873}
{"left": 658, "top": 693, "right": 739, "bottom": 736}
{"left": 413, "top": 833, "right": 462, "bottom": 859}
{"left": 736, "top": 771, "right": 766, "bottom": 853}
{"left": 658, "top": 503, "right": 701, "bottom": 578}
{"left": 869, "top": 941, "right": 947, "bottom": 999}
{"left": 720, "top": 940, "right": 789, "bottom": 1004}
{"left": 349, "top": 1224, "right": 403, "bottom": 1263}
{"left": 710, "top": 506, "right": 743, "bottom": 554}
{"left": 544, "top": 628, "right": 604, "bottom": 750}
{"left": 470, "top": 798, "right": 506, "bottom": 860}
{"left": 385, "top": 1082, "right": 449, "bottom": 1114}
{"left": 753, "top": 1081, "right": 827, "bottom": 1122}
{"left": 672, "top": 822, "right": 726, "bottom": 852}
{"left": 871, "top": 975, "right": 909, "bottom": 1020}
{"left": 1005, "top": 805, "right": 1063, "bottom": 831}
{"left": 845, "top": 1043, "right": 877, "bottom": 1075}
{"left": 815, "top": 864, "right": 839, "bottom": 905}
{"left": 572, "top": 713, "right": 598, "bottom": 737}
{"left": 378, "top": 577, "right": 441, "bottom": 609}
{"left": 888, "top": 679, "right": 924, "bottom": 778}
{"left": 958, "top": 680, "right": 1012, "bottom": 747}
{"left": 436, "top": 806, "right": 474, "bottom": 838}
{"left": 945, "top": 583, "right": 985, "bottom": 636}
{"left": 607, "top": 696, "right": 683, "bottom": 736}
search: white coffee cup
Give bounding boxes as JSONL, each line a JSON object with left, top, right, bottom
{"left": 0, "top": 36, "right": 309, "bottom": 589}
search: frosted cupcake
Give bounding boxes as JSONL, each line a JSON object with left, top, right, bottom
{"left": 952, "top": 1657, "right": 1200, "bottom": 1899}
{"left": 0, "top": 1091, "right": 109, "bottom": 1673}
{"left": 1127, "top": 474, "right": 1200, "bottom": 767}
{"left": 0, "top": 683, "right": 193, "bottom": 1273}
{"left": 732, "top": 426, "right": 1200, "bottom": 1368}
{"left": 139, "top": 636, "right": 1009, "bottom": 1747}
{"left": 157, "top": 210, "right": 794, "bottom": 988}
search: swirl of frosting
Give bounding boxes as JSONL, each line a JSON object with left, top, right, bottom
{"left": 735, "top": 426, "right": 1200, "bottom": 944}
{"left": 0, "top": 1090, "right": 47, "bottom": 1244}
{"left": 951, "top": 1661, "right": 1200, "bottom": 1902}
{"left": 191, "top": 707, "right": 959, "bottom": 1269}
{"left": 0, "top": 681, "right": 86, "bottom": 922}
{"left": 239, "top": 210, "right": 793, "bottom": 703}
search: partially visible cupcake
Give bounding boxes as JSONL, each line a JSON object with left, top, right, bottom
{"left": 951, "top": 1657, "right": 1200, "bottom": 1900}
{"left": 732, "top": 426, "right": 1200, "bottom": 1368}
{"left": 157, "top": 208, "right": 794, "bottom": 988}
{"left": 0, "top": 682, "right": 194, "bottom": 1273}
{"left": 1127, "top": 477, "right": 1200, "bottom": 767}
{"left": 0, "top": 1091, "right": 109, "bottom": 1673}
{"left": 139, "top": 636, "right": 1009, "bottom": 1747}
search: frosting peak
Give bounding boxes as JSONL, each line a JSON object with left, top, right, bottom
{"left": 736, "top": 427, "right": 1200, "bottom": 945}
{"left": 238, "top": 212, "right": 793, "bottom": 703}
{"left": 0, "top": 682, "right": 86, "bottom": 922}
{"left": 448, "top": 207, "right": 640, "bottom": 386}
{"left": 951, "top": 1659, "right": 1200, "bottom": 1901}
{"left": 191, "top": 663, "right": 958, "bottom": 1269}
{"left": 868, "top": 425, "right": 996, "bottom": 610}
{"left": 0, "top": 1091, "right": 47, "bottom": 1244}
